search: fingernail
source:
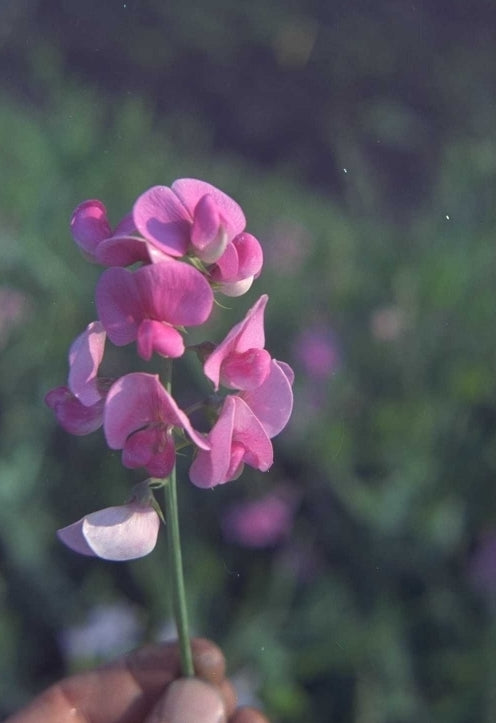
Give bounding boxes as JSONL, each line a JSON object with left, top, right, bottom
{"left": 147, "top": 678, "right": 227, "bottom": 723}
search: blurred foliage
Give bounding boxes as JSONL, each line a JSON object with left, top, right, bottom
{"left": 1, "top": 1, "right": 496, "bottom": 721}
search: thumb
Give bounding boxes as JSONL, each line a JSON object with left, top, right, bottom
{"left": 145, "top": 677, "right": 227, "bottom": 723}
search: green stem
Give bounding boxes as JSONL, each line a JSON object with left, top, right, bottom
{"left": 163, "top": 360, "right": 194, "bottom": 677}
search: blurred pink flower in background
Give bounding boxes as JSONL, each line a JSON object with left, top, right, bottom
{"left": 0, "top": 286, "right": 30, "bottom": 348}
{"left": 293, "top": 325, "right": 340, "bottom": 381}
{"left": 222, "top": 489, "right": 295, "bottom": 548}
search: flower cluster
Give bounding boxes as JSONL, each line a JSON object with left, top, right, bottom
{"left": 46, "top": 179, "right": 293, "bottom": 560}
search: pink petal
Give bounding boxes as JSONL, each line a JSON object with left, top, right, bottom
{"left": 241, "top": 360, "right": 294, "bottom": 438}
{"left": 133, "top": 185, "right": 191, "bottom": 257}
{"left": 231, "top": 396, "right": 273, "bottom": 471}
{"left": 220, "top": 348, "right": 272, "bottom": 391}
{"left": 45, "top": 386, "right": 104, "bottom": 435}
{"left": 189, "top": 395, "right": 236, "bottom": 488}
{"left": 68, "top": 321, "right": 106, "bottom": 406}
{"left": 58, "top": 503, "right": 160, "bottom": 561}
{"left": 95, "top": 236, "right": 152, "bottom": 267}
{"left": 233, "top": 233, "right": 264, "bottom": 278}
{"left": 70, "top": 200, "right": 112, "bottom": 256}
{"left": 136, "top": 320, "right": 185, "bottom": 360}
{"left": 172, "top": 178, "right": 246, "bottom": 240}
{"left": 191, "top": 195, "right": 229, "bottom": 264}
{"left": 96, "top": 262, "right": 214, "bottom": 346}
{"left": 122, "top": 427, "right": 176, "bottom": 477}
{"left": 104, "top": 373, "right": 209, "bottom": 451}
{"left": 216, "top": 277, "right": 255, "bottom": 297}
{"left": 204, "top": 295, "right": 268, "bottom": 390}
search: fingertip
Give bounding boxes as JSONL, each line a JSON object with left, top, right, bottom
{"left": 191, "top": 638, "right": 226, "bottom": 684}
{"left": 146, "top": 678, "right": 226, "bottom": 723}
{"left": 230, "top": 707, "right": 271, "bottom": 723}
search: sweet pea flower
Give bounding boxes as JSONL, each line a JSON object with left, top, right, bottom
{"left": 189, "top": 360, "right": 294, "bottom": 487}
{"left": 57, "top": 501, "right": 161, "bottom": 561}
{"left": 208, "top": 232, "right": 263, "bottom": 297}
{"left": 104, "top": 373, "right": 209, "bottom": 478}
{"left": 96, "top": 260, "right": 214, "bottom": 360}
{"left": 68, "top": 321, "right": 107, "bottom": 406}
{"left": 45, "top": 386, "right": 105, "bottom": 435}
{"left": 133, "top": 178, "right": 247, "bottom": 264}
{"left": 222, "top": 491, "right": 294, "bottom": 548}
{"left": 71, "top": 199, "right": 156, "bottom": 267}
{"left": 204, "top": 295, "right": 271, "bottom": 391}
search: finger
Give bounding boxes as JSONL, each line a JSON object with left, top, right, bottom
{"left": 230, "top": 707, "right": 271, "bottom": 723}
{"left": 145, "top": 678, "right": 226, "bottom": 723}
{"left": 219, "top": 678, "right": 238, "bottom": 717}
{"left": 6, "top": 638, "right": 227, "bottom": 723}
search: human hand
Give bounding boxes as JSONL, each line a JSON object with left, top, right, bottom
{"left": 6, "top": 637, "right": 269, "bottom": 723}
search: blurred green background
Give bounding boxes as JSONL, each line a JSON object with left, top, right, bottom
{"left": 2, "top": 1, "right": 496, "bottom": 720}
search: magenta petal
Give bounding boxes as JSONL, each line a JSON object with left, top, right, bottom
{"left": 234, "top": 233, "right": 264, "bottom": 278}
{"left": 133, "top": 261, "right": 214, "bottom": 327}
{"left": 96, "top": 267, "right": 140, "bottom": 345}
{"left": 59, "top": 503, "right": 161, "bottom": 561}
{"left": 241, "top": 360, "right": 294, "bottom": 438}
{"left": 231, "top": 396, "right": 273, "bottom": 471}
{"left": 191, "top": 195, "right": 228, "bottom": 263}
{"left": 172, "top": 179, "right": 246, "bottom": 240}
{"left": 95, "top": 236, "right": 152, "bottom": 267}
{"left": 136, "top": 320, "right": 185, "bottom": 360}
{"left": 204, "top": 295, "right": 268, "bottom": 390}
{"left": 133, "top": 185, "right": 191, "bottom": 257}
{"left": 189, "top": 396, "right": 236, "bottom": 488}
{"left": 45, "top": 386, "right": 104, "bottom": 435}
{"left": 220, "top": 348, "right": 272, "bottom": 391}
{"left": 71, "top": 200, "right": 112, "bottom": 256}
{"left": 68, "top": 321, "right": 106, "bottom": 406}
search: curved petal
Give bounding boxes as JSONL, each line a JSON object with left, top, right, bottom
{"left": 136, "top": 320, "right": 185, "bottom": 360}
{"left": 45, "top": 386, "right": 104, "bottom": 435}
{"left": 133, "top": 185, "right": 191, "bottom": 257}
{"left": 95, "top": 236, "right": 152, "bottom": 267}
{"left": 104, "top": 373, "right": 209, "bottom": 451}
{"left": 58, "top": 503, "right": 161, "bottom": 561}
{"left": 96, "top": 267, "right": 141, "bottom": 346}
{"left": 68, "top": 321, "right": 106, "bottom": 406}
{"left": 122, "top": 426, "right": 176, "bottom": 478}
{"left": 172, "top": 178, "right": 246, "bottom": 241}
{"left": 233, "top": 233, "right": 264, "bottom": 278}
{"left": 220, "top": 348, "right": 271, "bottom": 391}
{"left": 204, "top": 295, "right": 268, "bottom": 390}
{"left": 70, "top": 200, "right": 112, "bottom": 256}
{"left": 189, "top": 395, "right": 235, "bottom": 488}
{"left": 216, "top": 276, "right": 254, "bottom": 297}
{"left": 231, "top": 396, "right": 273, "bottom": 471}
{"left": 241, "top": 360, "right": 294, "bottom": 438}
{"left": 133, "top": 261, "right": 214, "bottom": 327}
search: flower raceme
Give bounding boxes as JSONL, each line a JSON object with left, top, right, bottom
{"left": 47, "top": 178, "right": 293, "bottom": 561}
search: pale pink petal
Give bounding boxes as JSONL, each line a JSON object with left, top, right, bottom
{"left": 220, "top": 348, "right": 271, "bottom": 391}
{"left": 172, "top": 178, "right": 246, "bottom": 240}
{"left": 189, "top": 395, "right": 235, "bottom": 488}
{"left": 71, "top": 200, "right": 112, "bottom": 256}
{"left": 275, "top": 360, "right": 295, "bottom": 386}
{"left": 45, "top": 386, "right": 104, "bottom": 435}
{"left": 68, "top": 321, "right": 106, "bottom": 406}
{"left": 136, "top": 320, "right": 185, "bottom": 360}
{"left": 58, "top": 503, "right": 161, "bottom": 561}
{"left": 133, "top": 185, "right": 191, "bottom": 257}
{"left": 216, "top": 277, "right": 255, "bottom": 297}
{"left": 204, "top": 295, "right": 268, "bottom": 390}
{"left": 241, "top": 360, "right": 294, "bottom": 438}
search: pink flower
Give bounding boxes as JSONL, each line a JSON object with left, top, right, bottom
{"left": 104, "top": 373, "right": 209, "bottom": 478}
{"left": 204, "top": 295, "right": 271, "bottom": 391}
{"left": 68, "top": 321, "right": 107, "bottom": 406}
{"left": 71, "top": 200, "right": 154, "bottom": 267}
{"left": 293, "top": 325, "right": 340, "bottom": 380}
{"left": 222, "top": 492, "right": 294, "bottom": 548}
{"left": 96, "top": 260, "right": 214, "bottom": 360}
{"left": 133, "top": 179, "right": 247, "bottom": 264}
{"left": 189, "top": 360, "right": 294, "bottom": 487}
{"left": 208, "top": 232, "right": 263, "bottom": 297}
{"left": 45, "top": 386, "right": 105, "bottom": 435}
{"left": 57, "top": 501, "right": 160, "bottom": 560}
